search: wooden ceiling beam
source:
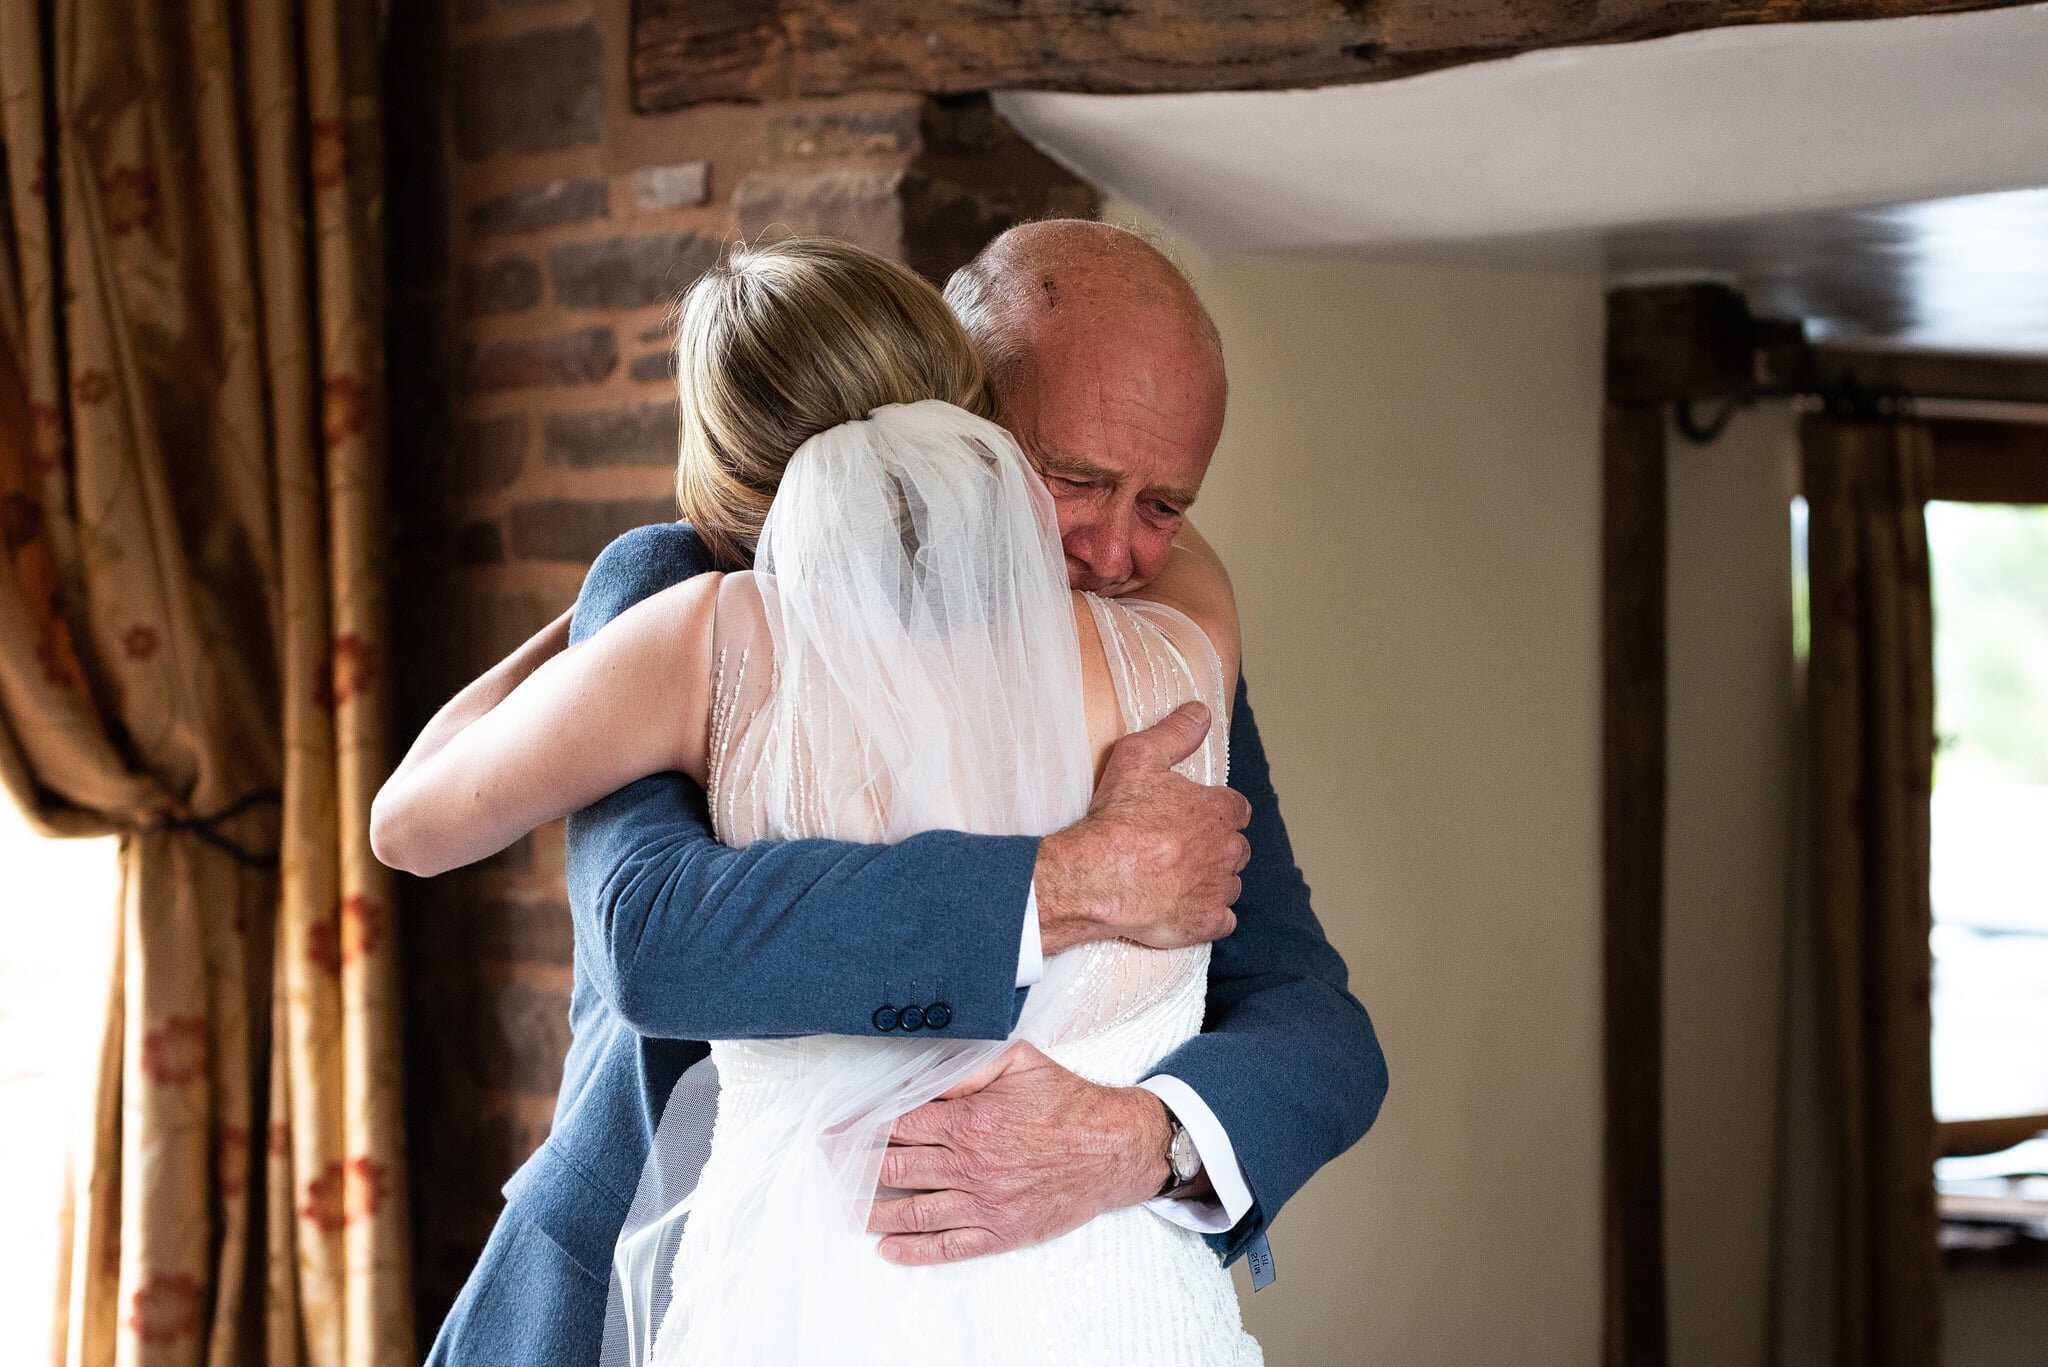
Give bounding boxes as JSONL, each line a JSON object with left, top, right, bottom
{"left": 631, "top": 0, "right": 2036, "bottom": 112}
{"left": 1604, "top": 283, "right": 2048, "bottom": 412}
{"left": 1809, "top": 348, "right": 2048, "bottom": 407}
{"left": 1926, "top": 417, "right": 2048, "bottom": 503}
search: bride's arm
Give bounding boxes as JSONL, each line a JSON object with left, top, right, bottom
{"left": 378, "top": 604, "right": 573, "bottom": 809}
{"left": 369, "top": 574, "right": 721, "bottom": 877}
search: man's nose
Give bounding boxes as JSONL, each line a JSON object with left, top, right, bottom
{"left": 1068, "top": 518, "right": 1134, "bottom": 588}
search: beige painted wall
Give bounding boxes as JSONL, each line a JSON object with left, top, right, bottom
{"left": 1149, "top": 224, "right": 1609, "bottom": 1365}
{"left": 1143, "top": 215, "right": 1814, "bottom": 1364}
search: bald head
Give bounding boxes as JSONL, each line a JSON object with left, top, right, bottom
{"left": 945, "top": 221, "right": 1228, "bottom": 596}
{"left": 946, "top": 220, "right": 1221, "bottom": 389}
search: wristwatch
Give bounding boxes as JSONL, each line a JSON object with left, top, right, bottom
{"left": 1158, "top": 1113, "right": 1202, "bottom": 1197}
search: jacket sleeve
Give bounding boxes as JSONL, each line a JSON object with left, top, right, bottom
{"left": 1146, "top": 674, "right": 1390, "bottom": 1264}
{"left": 563, "top": 524, "right": 1036, "bottom": 1043}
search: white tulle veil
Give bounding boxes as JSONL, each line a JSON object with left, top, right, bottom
{"left": 599, "top": 399, "right": 1106, "bottom": 1365}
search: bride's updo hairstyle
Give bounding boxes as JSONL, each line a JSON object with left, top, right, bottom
{"left": 672, "top": 236, "right": 999, "bottom": 566}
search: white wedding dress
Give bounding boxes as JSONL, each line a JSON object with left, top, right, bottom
{"left": 602, "top": 401, "right": 1262, "bottom": 1366}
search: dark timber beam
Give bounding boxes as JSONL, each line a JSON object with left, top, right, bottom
{"left": 1607, "top": 284, "right": 1757, "bottom": 403}
{"left": 1599, "top": 284, "right": 1740, "bottom": 1367}
{"left": 1810, "top": 348, "right": 2048, "bottom": 407}
{"left": 1926, "top": 417, "right": 2048, "bottom": 503}
{"left": 1600, "top": 280, "right": 1785, "bottom": 1367}
{"left": 1600, "top": 398, "right": 1668, "bottom": 1367}
{"left": 633, "top": 0, "right": 2035, "bottom": 111}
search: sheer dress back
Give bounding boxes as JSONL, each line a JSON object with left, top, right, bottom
{"left": 607, "top": 401, "right": 1260, "bottom": 1366}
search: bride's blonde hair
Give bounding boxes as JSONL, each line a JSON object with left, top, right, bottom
{"left": 672, "top": 236, "right": 998, "bottom": 566}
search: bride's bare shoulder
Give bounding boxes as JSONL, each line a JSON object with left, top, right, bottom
{"left": 600, "top": 569, "right": 725, "bottom": 640}
{"left": 1069, "top": 592, "right": 1124, "bottom": 777}
{"left": 1119, "top": 526, "right": 1241, "bottom": 693}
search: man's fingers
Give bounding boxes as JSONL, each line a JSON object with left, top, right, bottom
{"left": 879, "top": 1142, "right": 958, "bottom": 1192}
{"left": 877, "top": 1226, "right": 1006, "bottom": 1266}
{"left": 889, "top": 1099, "right": 959, "bottom": 1147}
{"left": 867, "top": 1188, "right": 976, "bottom": 1236}
{"left": 1115, "top": 701, "right": 1209, "bottom": 772}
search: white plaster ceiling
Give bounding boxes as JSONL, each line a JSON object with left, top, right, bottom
{"left": 994, "top": 4, "right": 2048, "bottom": 353}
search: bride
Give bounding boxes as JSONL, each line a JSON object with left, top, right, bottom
{"left": 372, "top": 237, "right": 1259, "bottom": 1365}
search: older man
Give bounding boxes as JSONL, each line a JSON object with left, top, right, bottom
{"left": 423, "top": 221, "right": 1387, "bottom": 1366}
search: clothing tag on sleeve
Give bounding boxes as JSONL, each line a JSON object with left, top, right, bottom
{"left": 1246, "top": 1232, "right": 1276, "bottom": 1291}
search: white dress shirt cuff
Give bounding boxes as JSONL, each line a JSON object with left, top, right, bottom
{"left": 1016, "top": 886, "right": 1044, "bottom": 990}
{"left": 1136, "top": 1074, "right": 1254, "bottom": 1235}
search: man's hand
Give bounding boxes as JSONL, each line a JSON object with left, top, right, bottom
{"left": 1034, "top": 701, "right": 1251, "bottom": 954}
{"left": 868, "top": 1042, "right": 1172, "bottom": 1264}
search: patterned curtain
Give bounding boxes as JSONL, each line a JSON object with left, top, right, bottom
{"left": 1800, "top": 415, "right": 1941, "bottom": 1367}
{"left": 0, "top": 2, "right": 411, "bottom": 1364}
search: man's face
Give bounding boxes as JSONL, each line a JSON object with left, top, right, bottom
{"left": 998, "top": 303, "right": 1226, "bottom": 597}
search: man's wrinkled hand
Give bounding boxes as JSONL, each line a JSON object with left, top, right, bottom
{"left": 867, "top": 1042, "right": 1171, "bottom": 1265}
{"left": 1034, "top": 701, "right": 1251, "bottom": 954}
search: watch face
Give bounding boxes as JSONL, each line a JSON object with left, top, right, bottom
{"left": 1170, "top": 1123, "right": 1199, "bottom": 1183}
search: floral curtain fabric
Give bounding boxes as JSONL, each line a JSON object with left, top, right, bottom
{"left": 0, "top": 1, "right": 411, "bottom": 1363}
{"left": 1800, "top": 415, "right": 1941, "bottom": 1367}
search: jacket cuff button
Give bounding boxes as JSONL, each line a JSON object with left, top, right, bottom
{"left": 899, "top": 1004, "right": 926, "bottom": 1031}
{"left": 924, "top": 1002, "right": 952, "bottom": 1030}
{"left": 871, "top": 1005, "right": 899, "bottom": 1032}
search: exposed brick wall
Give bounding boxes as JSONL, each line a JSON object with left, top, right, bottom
{"left": 382, "top": 0, "right": 1095, "bottom": 1336}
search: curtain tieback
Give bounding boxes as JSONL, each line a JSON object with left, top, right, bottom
{"left": 149, "top": 788, "right": 282, "bottom": 869}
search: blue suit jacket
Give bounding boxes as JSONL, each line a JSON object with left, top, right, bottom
{"left": 501, "top": 522, "right": 1388, "bottom": 1286}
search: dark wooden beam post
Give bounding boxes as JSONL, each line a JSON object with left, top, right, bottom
{"left": 1601, "top": 322, "right": 1672, "bottom": 1367}
{"left": 1600, "top": 396, "right": 1667, "bottom": 1367}
{"left": 1600, "top": 281, "right": 1760, "bottom": 1367}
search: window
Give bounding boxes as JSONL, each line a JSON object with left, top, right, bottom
{"left": 1925, "top": 501, "right": 2048, "bottom": 1127}
{"left": 0, "top": 797, "right": 119, "bottom": 1358}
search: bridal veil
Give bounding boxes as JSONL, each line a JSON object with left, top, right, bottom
{"left": 600, "top": 400, "right": 1111, "bottom": 1364}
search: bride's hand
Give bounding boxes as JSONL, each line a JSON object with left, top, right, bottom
{"left": 869, "top": 1041, "right": 1174, "bottom": 1264}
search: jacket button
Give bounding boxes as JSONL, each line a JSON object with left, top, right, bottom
{"left": 872, "top": 1005, "right": 899, "bottom": 1032}
{"left": 924, "top": 1002, "right": 952, "bottom": 1030}
{"left": 899, "top": 1004, "right": 926, "bottom": 1031}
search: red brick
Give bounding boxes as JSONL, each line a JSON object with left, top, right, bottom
{"left": 461, "top": 255, "right": 543, "bottom": 317}
{"left": 452, "top": 24, "right": 603, "bottom": 160}
{"left": 469, "top": 893, "right": 574, "bottom": 966}
{"left": 467, "top": 979, "right": 570, "bottom": 1096}
{"left": 461, "top": 326, "right": 617, "bottom": 392}
{"left": 445, "top": 586, "right": 575, "bottom": 685}
{"left": 764, "top": 107, "right": 921, "bottom": 161}
{"left": 450, "top": 415, "right": 527, "bottom": 495}
{"left": 628, "top": 161, "right": 709, "bottom": 211}
{"left": 469, "top": 178, "right": 608, "bottom": 237}
{"left": 549, "top": 232, "right": 719, "bottom": 311}
{"left": 733, "top": 167, "right": 904, "bottom": 260}
{"left": 628, "top": 350, "right": 677, "bottom": 382}
{"left": 507, "top": 498, "right": 679, "bottom": 564}
{"left": 543, "top": 402, "right": 679, "bottom": 468}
